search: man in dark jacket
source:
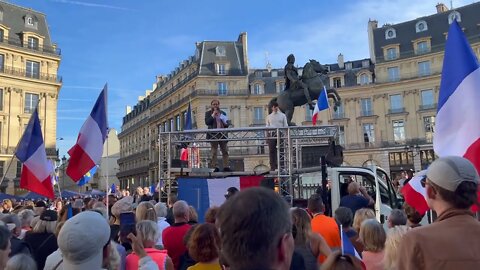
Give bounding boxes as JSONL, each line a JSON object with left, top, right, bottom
{"left": 204, "top": 99, "right": 231, "bottom": 172}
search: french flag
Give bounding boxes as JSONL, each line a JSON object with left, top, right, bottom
{"left": 66, "top": 85, "right": 108, "bottom": 181}
{"left": 340, "top": 226, "right": 365, "bottom": 269}
{"left": 401, "top": 170, "right": 429, "bottom": 215}
{"left": 434, "top": 20, "right": 480, "bottom": 209}
{"left": 312, "top": 86, "right": 329, "bottom": 126}
{"left": 178, "top": 176, "right": 263, "bottom": 222}
{"left": 16, "top": 109, "right": 55, "bottom": 199}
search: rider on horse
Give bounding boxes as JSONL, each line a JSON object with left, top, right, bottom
{"left": 284, "top": 54, "right": 314, "bottom": 110}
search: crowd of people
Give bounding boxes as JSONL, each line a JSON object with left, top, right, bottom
{"left": 0, "top": 156, "right": 478, "bottom": 270}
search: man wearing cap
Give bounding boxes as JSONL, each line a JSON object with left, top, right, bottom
{"left": 397, "top": 156, "right": 480, "bottom": 270}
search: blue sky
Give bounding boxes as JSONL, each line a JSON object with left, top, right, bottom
{"left": 8, "top": 0, "right": 472, "bottom": 157}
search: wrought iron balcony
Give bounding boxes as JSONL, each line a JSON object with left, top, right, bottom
{"left": 360, "top": 110, "right": 374, "bottom": 117}
{"left": 0, "top": 65, "right": 62, "bottom": 83}
{"left": 0, "top": 37, "right": 61, "bottom": 56}
{"left": 388, "top": 107, "right": 406, "bottom": 114}
{"left": 419, "top": 103, "right": 437, "bottom": 111}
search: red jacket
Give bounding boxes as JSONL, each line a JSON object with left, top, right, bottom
{"left": 162, "top": 222, "right": 191, "bottom": 270}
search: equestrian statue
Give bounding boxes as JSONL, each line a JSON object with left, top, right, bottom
{"left": 269, "top": 54, "right": 342, "bottom": 126}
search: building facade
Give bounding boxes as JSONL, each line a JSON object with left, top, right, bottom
{"left": 314, "top": 2, "right": 480, "bottom": 180}
{"left": 0, "top": 2, "right": 62, "bottom": 194}
{"left": 118, "top": 2, "right": 480, "bottom": 187}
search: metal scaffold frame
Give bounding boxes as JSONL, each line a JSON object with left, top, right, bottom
{"left": 158, "top": 125, "right": 338, "bottom": 197}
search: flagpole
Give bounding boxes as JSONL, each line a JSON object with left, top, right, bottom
{"left": 105, "top": 129, "right": 110, "bottom": 217}
{"left": 340, "top": 224, "right": 344, "bottom": 255}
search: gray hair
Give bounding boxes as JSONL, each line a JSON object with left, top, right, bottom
{"left": 154, "top": 203, "right": 168, "bottom": 218}
{"left": 136, "top": 220, "right": 159, "bottom": 244}
{"left": 33, "top": 219, "right": 57, "bottom": 234}
{"left": 1, "top": 214, "right": 21, "bottom": 232}
{"left": 388, "top": 209, "right": 407, "bottom": 227}
{"left": 5, "top": 254, "right": 37, "bottom": 270}
{"left": 18, "top": 209, "right": 35, "bottom": 228}
{"left": 173, "top": 200, "right": 189, "bottom": 218}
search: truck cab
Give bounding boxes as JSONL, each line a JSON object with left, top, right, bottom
{"left": 327, "top": 166, "right": 401, "bottom": 225}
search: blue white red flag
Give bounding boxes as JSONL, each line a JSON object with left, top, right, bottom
{"left": 16, "top": 109, "right": 55, "bottom": 199}
{"left": 434, "top": 20, "right": 480, "bottom": 210}
{"left": 66, "top": 85, "right": 108, "bottom": 181}
{"left": 312, "top": 86, "right": 329, "bottom": 126}
{"left": 178, "top": 176, "right": 263, "bottom": 222}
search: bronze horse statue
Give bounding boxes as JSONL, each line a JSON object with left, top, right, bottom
{"left": 269, "top": 59, "right": 341, "bottom": 126}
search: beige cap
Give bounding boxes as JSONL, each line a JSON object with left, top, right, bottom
{"left": 426, "top": 156, "right": 479, "bottom": 191}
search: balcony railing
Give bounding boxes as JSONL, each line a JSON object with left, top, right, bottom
{"left": 344, "top": 138, "right": 433, "bottom": 150}
{"left": 0, "top": 37, "right": 61, "bottom": 56}
{"left": 0, "top": 65, "right": 62, "bottom": 83}
{"left": 332, "top": 112, "right": 345, "bottom": 119}
{"left": 388, "top": 107, "right": 406, "bottom": 114}
{"left": 360, "top": 110, "right": 374, "bottom": 117}
{"left": 419, "top": 103, "right": 437, "bottom": 111}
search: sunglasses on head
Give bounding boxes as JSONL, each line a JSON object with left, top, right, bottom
{"left": 420, "top": 176, "right": 428, "bottom": 188}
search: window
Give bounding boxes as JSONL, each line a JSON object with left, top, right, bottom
{"left": 359, "top": 73, "right": 369, "bottom": 85}
{"left": 387, "top": 67, "right": 400, "bottom": 82}
{"left": 27, "top": 17, "right": 33, "bottom": 25}
{"left": 415, "top": 20, "right": 428, "bottom": 32}
{"left": 217, "top": 64, "right": 226, "bottom": 75}
{"left": 393, "top": 120, "right": 406, "bottom": 143}
{"left": 0, "top": 89, "right": 3, "bottom": 111}
{"left": 386, "top": 48, "right": 397, "bottom": 60}
{"left": 169, "top": 118, "right": 174, "bottom": 132}
{"left": 24, "top": 93, "right": 39, "bottom": 114}
{"left": 255, "top": 71, "right": 262, "bottom": 78}
{"left": 217, "top": 82, "right": 227, "bottom": 95}
{"left": 385, "top": 28, "right": 396, "bottom": 39}
{"left": 277, "top": 82, "right": 285, "bottom": 92}
{"left": 253, "top": 107, "right": 264, "bottom": 124}
{"left": 338, "top": 126, "right": 345, "bottom": 146}
{"left": 421, "top": 89, "right": 434, "bottom": 109}
{"left": 345, "top": 63, "right": 352, "bottom": 70}
{"left": 362, "top": 60, "right": 370, "bottom": 68}
{"left": 25, "top": 60, "right": 40, "bottom": 79}
{"left": 363, "top": 123, "right": 375, "bottom": 143}
{"left": 332, "top": 103, "right": 344, "bottom": 119}
{"left": 0, "top": 54, "right": 3, "bottom": 72}
{"left": 16, "top": 160, "right": 22, "bottom": 178}
{"left": 253, "top": 84, "right": 263, "bottom": 95}
{"left": 361, "top": 98, "right": 373, "bottom": 116}
{"left": 448, "top": 11, "right": 461, "bottom": 24}
{"left": 424, "top": 116, "right": 435, "bottom": 142}
{"left": 333, "top": 77, "right": 342, "bottom": 88}
{"left": 416, "top": 41, "right": 429, "bottom": 54}
{"left": 305, "top": 106, "right": 313, "bottom": 120}
{"left": 175, "top": 115, "right": 181, "bottom": 131}
{"left": 27, "top": 37, "right": 39, "bottom": 50}
{"left": 216, "top": 46, "right": 226, "bottom": 57}
{"left": 418, "top": 61, "right": 431, "bottom": 77}
{"left": 0, "top": 161, "right": 4, "bottom": 178}
{"left": 0, "top": 29, "right": 3, "bottom": 43}
{"left": 390, "top": 94, "right": 403, "bottom": 113}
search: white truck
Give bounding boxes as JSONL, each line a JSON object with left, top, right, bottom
{"left": 300, "top": 166, "right": 402, "bottom": 225}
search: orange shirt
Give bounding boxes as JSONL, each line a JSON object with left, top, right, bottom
{"left": 311, "top": 213, "right": 341, "bottom": 262}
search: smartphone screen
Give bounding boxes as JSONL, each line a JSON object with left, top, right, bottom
{"left": 119, "top": 212, "right": 136, "bottom": 243}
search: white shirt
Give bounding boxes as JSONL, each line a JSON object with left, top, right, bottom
{"left": 156, "top": 217, "right": 170, "bottom": 247}
{"left": 266, "top": 111, "right": 288, "bottom": 128}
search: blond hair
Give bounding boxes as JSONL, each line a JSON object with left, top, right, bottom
{"left": 383, "top": 225, "right": 410, "bottom": 270}
{"left": 188, "top": 206, "right": 198, "bottom": 223}
{"left": 353, "top": 208, "right": 375, "bottom": 232}
{"left": 359, "top": 219, "right": 386, "bottom": 252}
{"left": 136, "top": 220, "right": 159, "bottom": 247}
{"left": 32, "top": 219, "right": 56, "bottom": 234}
{"left": 135, "top": 202, "right": 157, "bottom": 222}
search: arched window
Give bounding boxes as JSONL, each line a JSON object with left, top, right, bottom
{"left": 448, "top": 11, "right": 461, "bottom": 24}
{"left": 385, "top": 28, "right": 396, "bottom": 40}
{"left": 359, "top": 73, "right": 370, "bottom": 85}
{"left": 415, "top": 20, "right": 428, "bottom": 32}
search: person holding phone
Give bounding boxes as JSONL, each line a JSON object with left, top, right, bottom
{"left": 205, "top": 99, "right": 231, "bottom": 172}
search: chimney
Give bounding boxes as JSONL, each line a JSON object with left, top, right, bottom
{"left": 368, "top": 19, "right": 378, "bottom": 64}
{"left": 436, "top": 3, "right": 449, "bottom": 13}
{"left": 337, "top": 53, "right": 344, "bottom": 69}
{"left": 238, "top": 32, "right": 249, "bottom": 73}
{"left": 126, "top": 106, "right": 132, "bottom": 114}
